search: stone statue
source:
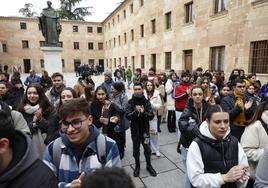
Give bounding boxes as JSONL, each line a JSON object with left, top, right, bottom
{"left": 39, "top": 1, "right": 61, "bottom": 47}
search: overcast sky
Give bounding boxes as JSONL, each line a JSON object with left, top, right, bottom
{"left": 0, "top": 0, "right": 122, "bottom": 22}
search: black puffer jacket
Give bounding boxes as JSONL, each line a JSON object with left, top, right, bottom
{"left": 126, "top": 94, "right": 154, "bottom": 138}
{"left": 178, "top": 98, "right": 209, "bottom": 148}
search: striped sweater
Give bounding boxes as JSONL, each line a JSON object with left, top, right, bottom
{"left": 43, "top": 125, "right": 121, "bottom": 188}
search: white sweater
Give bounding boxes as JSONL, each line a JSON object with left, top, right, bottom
{"left": 187, "top": 121, "right": 249, "bottom": 188}
{"left": 240, "top": 110, "right": 268, "bottom": 178}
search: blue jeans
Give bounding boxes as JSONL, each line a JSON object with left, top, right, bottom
{"left": 181, "top": 146, "right": 191, "bottom": 188}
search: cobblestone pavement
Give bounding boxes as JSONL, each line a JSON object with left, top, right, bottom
{"left": 21, "top": 73, "right": 185, "bottom": 188}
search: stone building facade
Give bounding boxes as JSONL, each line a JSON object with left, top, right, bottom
{"left": 0, "top": 0, "right": 268, "bottom": 80}
{"left": 0, "top": 16, "right": 104, "bottom": 73}
{"left": 103, "top": 0, "right": 268, "bottom": 80}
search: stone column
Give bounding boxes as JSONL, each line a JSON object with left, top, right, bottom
{"left": 40, "top": 46, "right": 63, "bottom": 76}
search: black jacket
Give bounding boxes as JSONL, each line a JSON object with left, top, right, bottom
{"left": 220, "top": 92, "right": 257, "bottom": 125}
{"left": 194, "top": 134, "right": 238, "bottom": 188}
{"left": 0, "top": 131, "right": 57, "bottom": 188}
{"left": 178, "top": 98, "right": 209, "bottom": 148}
{"left": 91, "top": 100, "right": 118, "bottom": 138}
{"left": 126, "top": 94, "right": 154, "bottom": 138}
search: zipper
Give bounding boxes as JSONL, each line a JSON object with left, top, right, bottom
{"left": 221, "top": 141, "right": 227, "bottom": 168}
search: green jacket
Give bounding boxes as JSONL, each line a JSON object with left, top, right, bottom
{"left": 125, "top": 69, "right": 132, "bottom": 79}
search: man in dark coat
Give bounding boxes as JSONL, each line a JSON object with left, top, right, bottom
{"left": 126, "top": 82, "right": 157, "bottom": 177}
{"left": 0, "top": 110, "right": 57, "bottom": 188}
{"left": 221, "top": 78, "right": 256, "bottom": 141}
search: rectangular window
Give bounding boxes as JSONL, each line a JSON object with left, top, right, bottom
{"left": 165, "top": 12, "right": 172, "bottom": 30}
{"left": 131, "top": 56, "right": 135, "bottom": 70}
{"left": 40, "top": 59, "right": 44, "bottom": 68}
{"left": 140, "top": 0, "right": 144, "bottom": 6}
{"left": 88, "top": 42, "right": 94, "bottom": 50}
{"left": 124, "top": 57, "right": 127, "bottom": 67}
{"left": 151, "top": 19, "right": 156, "bottom": 34}
{"left": 108, "top": 22, "right": 110, "bottom": 29}
{"left": 140, "top": 24, "right": 144, "bottom": 38}
{"left": 118, "top": 35, "right": 121, "bottom": 46}
{"left": 73, "top": 25, "right": 78, "bottom": 32}
{"left": 131, "top": 29, "right": 134, "bottom": 41}
{"left": 114, "top": 58, "right": 116, "bottom": 68}
{"left": 215, "top": 0, "right": 227, "bottom": 14}
{"left": 141, "top": 55, "right": 145, "bottom": 69}
{"left": 97, "top": 27, "right": 103, "bottom": 33}
{"left": 123, "top": 10, "right": 126, "bottom": 18}
{"left": 98, "top": 42, "right": 103, "bottom": 50}
{"left": 117, "top": 15, "right": 120, "bottom": 22}
{"left": 130, "top": 3, "right": 133, "bottom": 13}
{"left": 113, "top": 19, "right": 115, "bottom": 26}
{"left": 151, "top": 54, "right": 156, "bottom": 70}
{"left": 114, "top": 38, "right": 116, "bottom": 47}
{"left": 165, "top": 52, "right": 172, "bottom": 69}
{"left": 74, "top": 59, "right": 81, "bottom": 67}
{"left": 185, "top": 2, "right": 193, "bottom": 23}
{"left": 62, "top": 59, "right": 65, "bottom": 68}
{"left": 74, "top": 42, "right": 79, "bottom": 50}
{"left": 210, "top": 46, "right": 225, "bottom": 71}
{"left": 184, "top": 50, "right": 193, "bottom": 73}
{"left": 22, "top": 40, "right": 29, "bottom": 48}
{"left": 249, "top": 40, "right": 268, "bottom": 74}
{"left": 87, "top": 26, "right": 93, "bottom": 33}
{"left": 88, "top": 59, "right": 94, "bottom": 65}
{"left": 20, "top": 22, "right": 27, "bottom": 29}
{"left": 119, "top": 57, "right": 122, "bottom": 66}
{"left": 39, "top": 41, "right": 46, "bottom": 47}
{"left": 2, "top": 43, "right": 7, "bottom": 52}
{"left": 124, "top": 32, "right": 127, "bottom": 44}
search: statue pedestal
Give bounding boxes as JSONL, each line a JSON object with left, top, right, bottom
{"left": 40, "top": 47, "right": 63, "bottom": 76}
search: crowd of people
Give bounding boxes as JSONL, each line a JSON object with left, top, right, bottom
{"left": 0, "top": 65, "right": 268, "bottom": 188}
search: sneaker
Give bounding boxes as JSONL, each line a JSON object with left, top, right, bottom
{"left": 156, "top": 151, "right": 161, "bottom": 157}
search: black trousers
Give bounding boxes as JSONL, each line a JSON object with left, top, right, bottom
{"left": 131, "top": 135, "right": 151, "bottom": 159}
{"left": 167, "top": 110, "right": 176, "bottom": 132}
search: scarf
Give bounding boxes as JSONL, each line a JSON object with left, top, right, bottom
{"left": 233, "top": 91, "right": 246, "bottom": 126}
{"left": 24, "top": 104, "right": 40, "bottom": 114}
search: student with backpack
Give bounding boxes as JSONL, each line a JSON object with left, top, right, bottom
{"left": 43, "top": 98, "right": 121, "bottom": 188}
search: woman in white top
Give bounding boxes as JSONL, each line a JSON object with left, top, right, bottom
{"left": 144, "top": 80, "right": 162, "bottom": 157}
{"left": 241, "top": 100, "right": 268, "bottom": 187}
{"left": 187, "top": 105, "right": 249, "bottom": 188}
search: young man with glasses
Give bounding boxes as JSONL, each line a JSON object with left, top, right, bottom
{"left": 43, "top": 98, "right": 121, "bottom": 188}
{"left": 221, "top": 78, "right": 257, "bottom": 141}
{"left": 126, "top": 82, "right": 157, "bottom": 177}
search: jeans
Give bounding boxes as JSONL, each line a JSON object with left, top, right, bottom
{"left": 181, "top": 146, "right": 191, "bottom": 188}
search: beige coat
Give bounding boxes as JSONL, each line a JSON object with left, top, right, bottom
{"left": 241, "top": 111, "right": 268, "bottom": 178}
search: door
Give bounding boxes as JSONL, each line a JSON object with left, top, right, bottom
{"left": 23, "top": 59, "right": 31, "bottom": 73}
{"left": 184, "top": 50, "right": 193, "bottom": 73}
{"left": 151, "top": 54, "right": 156, "bottom": 69}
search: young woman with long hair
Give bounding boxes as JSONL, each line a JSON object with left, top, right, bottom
{"left": 18, "top": 83, "right": 57, "bottom": 157}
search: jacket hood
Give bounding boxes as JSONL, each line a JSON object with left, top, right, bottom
{"left": 199, "top": 121, "right": 231, "bottom": 140}
{"left": 0, "top": 131, "right": 38, "bottom": 186}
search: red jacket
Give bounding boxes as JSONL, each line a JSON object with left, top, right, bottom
{"left": 174, "top": 82, "right": 192, "bottom": 111}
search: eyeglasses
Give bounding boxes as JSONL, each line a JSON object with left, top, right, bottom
{"left": 60, "top": 118, "right": 87, "bottom": 132}
{"left": 192, "top": 93, "right": 203, "bottom": 96}
{"left": 236, "top": 85, "right": 246, "bottom": 89}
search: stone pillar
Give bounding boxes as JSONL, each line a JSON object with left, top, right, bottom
{"left": 40, "top": 47, "right": 63, "bottom": 76}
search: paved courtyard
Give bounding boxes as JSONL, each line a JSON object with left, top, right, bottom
{"left": 21, "top": 72, "right": 186, "bottom": 188}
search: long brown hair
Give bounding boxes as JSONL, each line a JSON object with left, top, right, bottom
{"left": 246, "top": 100, "right": 268, "bottom": 125}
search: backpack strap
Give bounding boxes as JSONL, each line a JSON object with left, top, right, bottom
{"left": 260, "top": 119, "right": 268, "bottom": 135}
{"left": 96, "top": 134, "right": 107, "bottom": 167}
{"left": 52, "top": 138, "right": 62, "bottom": 170}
